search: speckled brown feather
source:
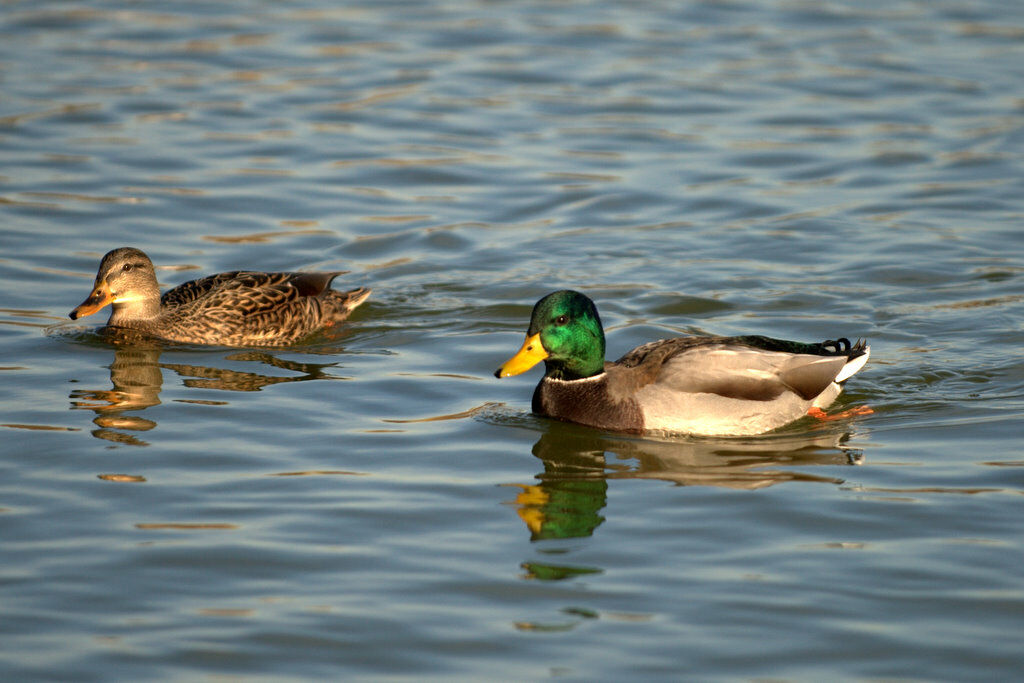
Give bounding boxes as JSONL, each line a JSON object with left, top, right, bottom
{"left": 71, "top": 247, "right": 370, "bottom": 346}
{"left": 152, "top": 273, "right": 370, "bottom": 345}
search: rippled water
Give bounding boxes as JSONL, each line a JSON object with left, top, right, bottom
{"left": 3, "top": 1, "right": 1023, "bottom": 679}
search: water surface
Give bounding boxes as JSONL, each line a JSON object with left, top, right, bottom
{"left": 2, "top": 1, "right": 1023, "bottom": 680}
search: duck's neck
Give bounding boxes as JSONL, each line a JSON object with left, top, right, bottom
{"left": 108, "top": 292, "right": 162, "bottom": 326}
{"left": 543, "top": 355, "right": 605, "bottom": 381}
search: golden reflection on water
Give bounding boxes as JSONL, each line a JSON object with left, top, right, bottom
{"left": 0, "top": 308, "right": 66, "bottom": 329}
{"left": 503, "top": 422, "right": 867, "bottom": 634}
{"left": 97, "top": 474, "right": 146, "bottom": 483}
{"left": 505, "top": 422, "right": 864, "bottom": 544}
{"left": 121, "top": 185, "right": 205, "bottom": 196}
{"left": 69, "top": 341, "right": 353, "bottom": 446}
{"left": 1, "top": 423, "right": 79, "bottom": 432}
{"left": 202, "top": 229, "right": 333, "bottom": 244}
{"left": 0, "top": 102, "right": 101, "bottom": 127}
{"left": 20, "top": 191, "right": 144, "bottom": 204}
{"left": 70, "top": 345, "right": 163, "bottom": 446}
{"left": 326, "top": 84, "right": 419, "bottom": 111}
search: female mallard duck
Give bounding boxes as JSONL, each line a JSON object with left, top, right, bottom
{"left": 69, "top": 247, "right": 370, "bottom": 346}
{"left": 494, "top": 290, "right": 870, "bottom": 436}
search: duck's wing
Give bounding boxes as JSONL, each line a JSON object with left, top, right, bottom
{"left": 161, "top": 271, "right": 346, "bottom": 311}
{"left": 616, "top": 336, "right": 866, "bottom": 402}
{"left": 161, "top": 271, "right": 245, "bottom": 308}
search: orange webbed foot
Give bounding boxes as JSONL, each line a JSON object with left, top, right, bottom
{"left": 808, "top": 405, "right": 873, "bottom": 421}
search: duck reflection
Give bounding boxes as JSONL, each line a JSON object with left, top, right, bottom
{"left": 70, "top": 343, "right": 164, "bottom": 445}
{"left": 507, "top": 421, "right": 864, "bottom": 546}
{"left": 70, "top": 338, "right": 350, "bottom": 445}
{"left": 163, "top": 350, "right": 343, "bottom": 392}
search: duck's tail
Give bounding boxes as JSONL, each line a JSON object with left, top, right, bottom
{"left": 330, "top": 286, "right": 372, "bottom": 320}
{"left": 835, "top": 340, "right": 869, "bottom": 382}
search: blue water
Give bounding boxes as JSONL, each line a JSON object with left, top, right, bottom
{"left": 2, "top": 1, "right": 1023, "bottom": 679}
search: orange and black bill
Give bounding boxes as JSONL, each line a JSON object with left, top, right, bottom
{"left": 69, "top": 281, "right": 113, "bottom": 320}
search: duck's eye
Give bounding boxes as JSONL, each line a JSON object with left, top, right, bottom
{"left": 555, "top": 315, "right": 568, "bottom": 325}
{"left": 121, "top": 263, "right": 133, "bottom": 272}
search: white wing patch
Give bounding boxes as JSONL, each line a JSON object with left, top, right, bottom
{"left": 835, "top": 346, "right": 870, "bottom": 382}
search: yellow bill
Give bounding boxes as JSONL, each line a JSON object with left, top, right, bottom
{"left": 69, "top": 281, "right": 113, "bottom": 320}
{"left": 494, "top": 332, "right": 548, "bottom": 378}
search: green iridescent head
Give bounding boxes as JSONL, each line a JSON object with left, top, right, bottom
{"left": 495, "top": 290, "right": 607, "bottom": 380}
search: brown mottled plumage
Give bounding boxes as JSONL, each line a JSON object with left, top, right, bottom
{"left": 69, "top": 247, "right": 370, "bottom": 346}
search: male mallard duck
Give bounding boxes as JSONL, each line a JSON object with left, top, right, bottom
{"left": 494, "top": 290, "right": 870, "bottom": 436}
{"left": 69, "top": 247, "right": 370, "bottom": 346}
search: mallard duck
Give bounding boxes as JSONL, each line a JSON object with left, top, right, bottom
{"left": 69, "top": 247, "right": 370, "bottom": 346}
{"left": 494, "top": 290, "right": 870, "bottom": 436}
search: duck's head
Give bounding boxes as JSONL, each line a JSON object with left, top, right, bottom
{"left": 69, "top": 247, "right": 161, "bottom": 322}
{"left": 495, "top": 290, "right": 606, "bottom": 381}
